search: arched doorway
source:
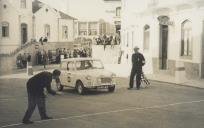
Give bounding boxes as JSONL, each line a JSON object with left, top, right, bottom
{"left": 21, "top": 23, "right": 28, "bottom": 45}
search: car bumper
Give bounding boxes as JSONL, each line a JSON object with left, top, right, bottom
{"left": 85, "top": 84, "right": 115, "bottom": 89}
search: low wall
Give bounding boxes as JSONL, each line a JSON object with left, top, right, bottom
{"left": 0, "top": 42, "right": 74, "bottom": 75}
{"left": 152, "top": 57, "right": 200, "bottom": 79}
{"left": 92, "top": 45, "right": 120, "bottom": 64}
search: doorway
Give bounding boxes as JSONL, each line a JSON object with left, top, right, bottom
{"left": 21, "top": 23, "right": 28, "bottom": 45}
{"left": 201, "top": 21, "right": 204, "bottom": 78}
{"left": 159, "top": 25, "right": 168, "bottom": 70}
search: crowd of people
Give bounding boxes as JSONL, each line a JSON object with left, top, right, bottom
{"left": 53, "top": 47, "right": 92, "bottom": 64}
{"left": 16, "top": 46, "right": 92, "bottom": 69}
{"left": 34, "top": 47, "right": 92, "bottom": 68}
{"left": 16, "top": 53, "right": 32, "bottom": 69}
{"left": 94, "top": 34, "right": 120, "bottom": 46}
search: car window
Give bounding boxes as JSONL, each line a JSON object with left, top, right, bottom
{"left": 76, "top": 60, "right": 91, "bottom": 70}
{"left": 67, "top": 62, "right": 75, "bottom": 71}
{"left": 76, "top": 60, "right": 103, "bottom": 70}
{"left": 61, "top": 62, "right": 68, "bottom": 70}
{"left": 92, "top": 60, "right": 104, "bottom": 69}
{"left": 61, "top": 61, "right": 75, "bottom": 70}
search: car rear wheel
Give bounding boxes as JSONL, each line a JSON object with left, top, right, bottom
{"left": 76, "top": 81, "right": 85, "bottom": 95}
{"left": 108, "top": 85, "right": 115, "bottom": 92}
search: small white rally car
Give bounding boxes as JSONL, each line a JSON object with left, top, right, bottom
{"left": 55, "top": 58, "right": 116, "bottom": 95}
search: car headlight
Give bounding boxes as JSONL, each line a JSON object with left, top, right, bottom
{"left": 85, "top": 75, "right": 91, "bottom": 80}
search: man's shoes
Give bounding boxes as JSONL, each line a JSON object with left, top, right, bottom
{"left": 22, "top": 120, "right": 34, "bottom": 124}
{"left": 127, "top": 87, "right": 133, "bottom": 90}
{"left": 136, "top": 87, "right": 140, "bottom": 90}
{"left": 41, "top": 116, "right": 53, "bottom": 120}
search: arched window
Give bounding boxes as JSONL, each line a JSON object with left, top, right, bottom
{"left": 62, "top": 26, "right": 68, "bottom": 39}
{"left": 20, "top": 0, "right": 26, "bottom": 8}
{"left": 1, "top": 22, "right": 9, "bottom": 37}
{"left": 126, "top": 32, "right": 129, "bottom": 47}
{"left": 143, "top": 25, "right": 150, "bottom": 50}
{"left": 116, "top": 7, "right": 121, "bottom": 17}
{"left": 44, "top": 24, "right": 50, "bottom": 38}
{"left": 181, "top": 20, "right": 192, "bottom": 57}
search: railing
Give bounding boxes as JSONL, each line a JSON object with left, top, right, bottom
{"left": 0, "top": 40, "right": 38, "bottom": 57}
{"left": 147, "top": 0, "right": 194, "bottom": 8}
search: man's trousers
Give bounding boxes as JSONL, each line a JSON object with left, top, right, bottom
{"left": 22, "top": 92, "right": 48, "bottom": 121}
{"left": 129, "top": 68, "right": 142, "bottom": 89}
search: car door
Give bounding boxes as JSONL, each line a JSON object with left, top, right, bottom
{"left": 66, "top": 61, "right": 76, "bottom": 87}
{"left": 59, "top": 61, "right": 73, "bottom": 87}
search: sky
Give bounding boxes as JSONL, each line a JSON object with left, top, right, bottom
{"left": 37, "top": 0, "right": 121, "bottom": 21}
{"left": 38, "top": 0, "right": 69, "bottom": 13}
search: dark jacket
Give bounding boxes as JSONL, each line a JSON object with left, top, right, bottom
{"left": 132, "top": 53, "right": 145, "bottom": 69}
{"left": 26, "top": 71, "right": 56, "bottom": 97}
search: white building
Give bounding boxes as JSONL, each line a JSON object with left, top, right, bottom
{"left": 121, "top": 0, "right": 204, "bottom": 80}
{"left": 67, "top": 0, "right": 121, "bottom": 38}
{"left": 0, "top": 0, "right": 76, "bottom": 54}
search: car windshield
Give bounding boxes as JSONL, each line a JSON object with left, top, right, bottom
{"left": 76, "top": 60, "right": 103, "bottom": 70}
{"left": 61, "top": 61, "right": 75, "bottom": 71}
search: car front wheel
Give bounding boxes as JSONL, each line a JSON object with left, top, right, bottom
{"left": 108, "top": 85, "right": 115, "bottom": 92}
{"left": 76, "top": 81, "right": 85, "bottom": 95}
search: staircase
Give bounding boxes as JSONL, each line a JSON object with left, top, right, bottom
{"left": 0, "top": 41, "right": 74, "bottom": 75}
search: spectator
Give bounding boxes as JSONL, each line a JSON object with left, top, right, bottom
{"left": 39, "top": 37, "right": 43, "bottom": 45}
{"left": 16, "top": 53, "right": 23, "bottom": 69}
{"left": 111, "top": 36, "right": 115, "bottom": 49}
{"left": 42, "top": 50, "right": 48, "bottom": 69}
{"left": 27, "top": 53, "right": 31, "bottom": 62}
{"left": 43, "top": 37, "right": 48, "bottom": 43}
{"left": 22, "top": 53, "right": 27, "bottom": 68}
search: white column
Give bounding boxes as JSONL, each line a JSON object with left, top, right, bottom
{"left": 76, "top": 21, "right": 79, "bottom": 38}
{"left": 87, "top": 22, "right": 89, "bottom": 36}
{"left": 97, "top": 22, "right": 100, "bottom": 36}
{"left": 19, "top": 15, "right": 22, "bottom": 46}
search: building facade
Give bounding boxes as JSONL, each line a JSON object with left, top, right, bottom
{"left": 0, "top": 0, "right": 76, "bottom": 54}
{"left": 121, "top": 0, "right": 204, "bottom": 80}
{"left": 74, "top": 20, "right": 116, "bottom": 38}
{"left": 67, "top": 0, "right": 121, "bottom": 38}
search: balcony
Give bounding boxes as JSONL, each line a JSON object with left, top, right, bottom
{"left": 145, "top": 0, "right": 204, "bottom": 15}
{"left": 148, "top": 0, "right": 204, "bottom": 9}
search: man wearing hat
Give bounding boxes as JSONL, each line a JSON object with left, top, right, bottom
{"left": 128, "top": 46, "right": 145, "bottom": 90}
{"left": 22, "top": 69, "right": 61, "bottom": 124}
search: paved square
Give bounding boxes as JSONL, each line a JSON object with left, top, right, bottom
{"left": 0, "top": 77, "right": 204, "bottom": 128}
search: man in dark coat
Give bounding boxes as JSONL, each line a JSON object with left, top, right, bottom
{"left": 22, "top": 70, "right": 61, "bottom": 124}
{"left": 128, "top": 46, "right": 145, "bottom": 90}
{"left": 39, "top": 37, "right": 43, "bottom": 45}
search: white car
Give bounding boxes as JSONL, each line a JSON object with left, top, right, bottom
{"left": 56, "top": 58, "right": 116, "bottom": 95}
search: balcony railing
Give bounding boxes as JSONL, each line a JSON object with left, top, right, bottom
{"left": 147, "top": 0, "right": 198, "bottom": 8}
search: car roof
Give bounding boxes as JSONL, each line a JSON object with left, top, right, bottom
{"left": 61, "top": 58, "right": 100, "bottom": 62}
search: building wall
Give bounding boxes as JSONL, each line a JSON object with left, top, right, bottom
{"left": 0, "top": 0, "right": 33, "bottom": 54}
{"left": 0, "top": 0, "right": 75, "bottom": 54}
{"left": 59, "top": 19, "right": 74, "bottom": 42}
{"left": 34, "top": 5, "right": 59, "bottom": 42}
{"left": 121, "top": 0, "right": 204, "bottom": 79}
{"left": 68, "top": 0, "right": 121, "bottom": 37}
{"left": 75, "top": 20, "right": 116, "bottom": 38}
